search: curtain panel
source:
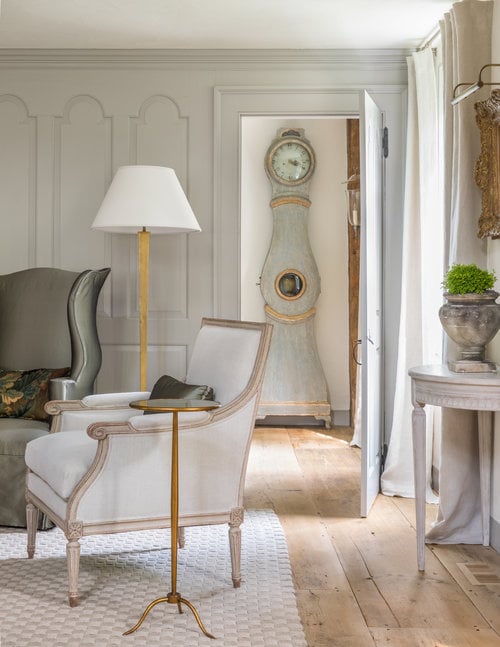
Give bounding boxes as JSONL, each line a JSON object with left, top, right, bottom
{"left": 426, "top": 0, "right": 493, "bottom": 545}
{"left": 382, "top": 2, "right": 494, "bottom": 547}
{"left": 381, "top": 47, "right": 443, "bottom": 503}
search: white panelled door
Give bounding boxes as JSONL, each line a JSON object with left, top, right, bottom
{"left": 360, "top": 91, "right": 384, "bottom": 517}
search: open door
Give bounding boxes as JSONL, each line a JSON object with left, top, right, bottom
{"left": 359, "top": 91, "right": 384, "bottom": 517}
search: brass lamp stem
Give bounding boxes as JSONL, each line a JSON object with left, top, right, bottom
{"left": 138, "top": 228, "right": 150, "bottom": 391}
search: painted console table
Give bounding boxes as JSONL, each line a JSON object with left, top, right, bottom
{"left": 409, "top": 364, "right": 499, "bottom": 571}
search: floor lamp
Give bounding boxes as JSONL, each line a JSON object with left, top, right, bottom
{"left": 91, "top": 165, "right": 201, "bottom": 391}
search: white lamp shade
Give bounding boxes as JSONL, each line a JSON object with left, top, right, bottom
{"left": 92, "top": 166, "right": 201, "bottom": 234}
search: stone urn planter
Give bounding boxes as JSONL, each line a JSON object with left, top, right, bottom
{"left": 439, "top": 264, "right": 500, "bottom": 372}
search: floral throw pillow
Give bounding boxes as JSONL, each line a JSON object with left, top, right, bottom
{"left": 0, "top": 367, "right": 70, "bottom": 422}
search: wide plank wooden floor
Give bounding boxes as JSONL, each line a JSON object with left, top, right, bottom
{"left": 244, "top": 426, "right": 500, "bottom": 647}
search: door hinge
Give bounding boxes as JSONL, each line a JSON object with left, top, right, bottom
{"left": 380, "top": 442, "right": 388, "bottom": 475}
{"left": 382, "top": 127, "right": 389, "bottom": 158}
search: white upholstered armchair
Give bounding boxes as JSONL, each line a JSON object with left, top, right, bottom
{"left": 24, "top": 318, "right": 272, "bottom": 607}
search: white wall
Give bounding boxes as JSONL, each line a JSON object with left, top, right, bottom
{"left": 241, "top": 116, "right": 350, "bottom": 417}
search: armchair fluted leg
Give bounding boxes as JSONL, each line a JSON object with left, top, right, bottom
{"left": 229, "top": 507, "right": 244, "bottom": 588}
{"left": 67, "top": 538, "right": 81, "bottom": 607}
{"left": 26, "top": 503, "right": 38, "bottom": 559}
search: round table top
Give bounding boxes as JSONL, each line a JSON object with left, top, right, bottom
{"left": 129, "top": 398, "right": 221, "bottom": 413}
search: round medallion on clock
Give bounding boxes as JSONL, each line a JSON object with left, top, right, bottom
{"left": 275, "top": 269, "right": 306, "bottom": 300}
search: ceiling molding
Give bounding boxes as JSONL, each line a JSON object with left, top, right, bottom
{"left": 0, "top": 48, "right": 409, "bottom": 71}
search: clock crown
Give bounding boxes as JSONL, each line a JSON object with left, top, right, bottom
{"left": 277, "top": 127, "right": 304, "bottom": 139}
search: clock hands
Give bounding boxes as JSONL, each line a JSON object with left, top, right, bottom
{"left": 281, "top": 158, "right": 302, "bottom": 167}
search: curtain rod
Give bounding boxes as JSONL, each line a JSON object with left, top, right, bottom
{"left": 417, "top": 24, "right": 441, "bottom": 51}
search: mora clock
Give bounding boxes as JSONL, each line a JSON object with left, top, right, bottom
{"left": 257, "top": 128, "right": 331, "bottom": 426}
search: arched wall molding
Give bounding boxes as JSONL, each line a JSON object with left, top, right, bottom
{"left": 59, "top": 93, "right": 109, "bottom": 125}
{"left": 53, "top": 95, "right": 112, "bottom": 273}
{"left": 0, "top": 94, "right": 37, "bottom": 270}
{"left": 130, "top": 94, "right": 189, "bottom": 185}
{"left": 0, "top": 93, "right": 32, "bottom": 120}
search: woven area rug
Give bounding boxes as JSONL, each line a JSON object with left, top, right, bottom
{"left": 0, "top": 509, "right": 306, "bottom": 647}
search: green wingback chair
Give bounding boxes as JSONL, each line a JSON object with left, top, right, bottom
{"left": 0, "top": 267, "right": 110, "bottom": 528}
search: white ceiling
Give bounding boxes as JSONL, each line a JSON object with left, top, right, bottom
{"left": 0, "top": 0, "right": 453, "bottom": 50}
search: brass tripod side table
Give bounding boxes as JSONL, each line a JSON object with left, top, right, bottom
{"left": 124, "top": 398, "right": 220, "bottom": 639}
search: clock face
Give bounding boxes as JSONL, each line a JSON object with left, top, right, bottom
{"left": 268, "top": 139, "right": 314, "bottom": 185}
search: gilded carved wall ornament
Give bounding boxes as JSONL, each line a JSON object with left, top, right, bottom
{"left": 475, "top": 89, "right": 500, "bottom": 238}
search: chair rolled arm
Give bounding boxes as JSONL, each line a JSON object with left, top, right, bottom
{"left": 46, "top": 391, "right": 150, "bottom": 416}
{"left": 46, "top": 392, "right": 151, "bottom": 433}
{"left": 86, "top": 410, "right": 212, "bottom": 439}
{"left": 81, "top": 391, "right": 151, "bottom": 407}
{"left": 45, "top": 399, "right": 90, "bottom": 416}
{"left": 86, "top": 420, "right": 133, "bottom": 440}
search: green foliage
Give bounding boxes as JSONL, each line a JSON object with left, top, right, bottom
{"left": 442, "top": 263, "right": 496, "bottom": 294}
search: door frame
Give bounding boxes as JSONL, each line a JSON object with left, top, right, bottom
{"left": 214, "top": 84, "right": 405, "bottom": 512}
{"left": 359, "top": 90, "right": 385, "bottom": 516}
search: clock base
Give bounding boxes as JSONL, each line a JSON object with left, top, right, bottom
{"left": 256, "top": 401, "right": 331, "bottom": 428}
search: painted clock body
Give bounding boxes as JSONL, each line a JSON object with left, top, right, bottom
{"left": 257, "top": 128, "right": 331, "bottom": 426}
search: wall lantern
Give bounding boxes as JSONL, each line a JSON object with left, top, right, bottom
{"left": 344, "top": 172, "right": 360, "bottom": 234}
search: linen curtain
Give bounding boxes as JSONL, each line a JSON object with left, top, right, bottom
{"left": 380, "top": 47, "right": 443, "bottom": 503}
{"left": 426, "top": 0, "right": 493, "bottom": 544}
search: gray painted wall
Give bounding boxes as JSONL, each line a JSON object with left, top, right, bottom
{"left": 0, "top": 47, "right": 406, "bottom": 441}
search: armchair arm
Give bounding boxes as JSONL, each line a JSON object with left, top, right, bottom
{"left": 81, "top": 391, "right": 151, "bottom": 407}
{"left": 46, "top": 391, "right": 150, "bottom": 433}
{"left": 86, "top": 409, "right": 212, "bottom": 439}
{"left": 71, "top": 396, "right": 259, "bottom": 524}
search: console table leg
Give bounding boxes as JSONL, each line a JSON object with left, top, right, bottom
{"left": 478, "top": 410, "right": 492, "bottom": 546}
{"left": 412, "top": 403, "right": 426, "bottom": 571}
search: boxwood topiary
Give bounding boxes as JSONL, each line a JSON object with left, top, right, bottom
{"left": 442, "top": 263, "right": 496, "bottom": 294}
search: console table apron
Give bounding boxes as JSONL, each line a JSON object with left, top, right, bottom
{"left": 409, "top": 365, "right": 499, "bottom": 571}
